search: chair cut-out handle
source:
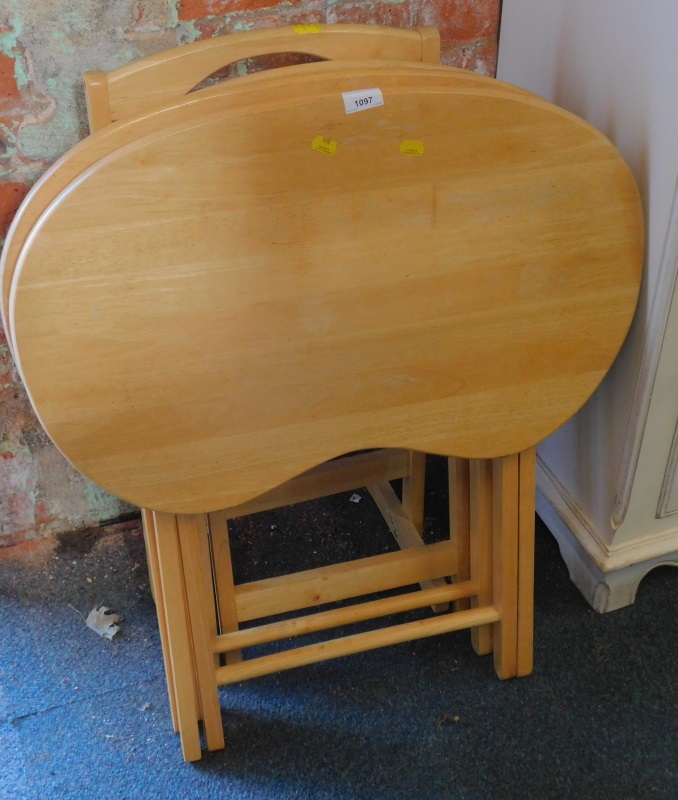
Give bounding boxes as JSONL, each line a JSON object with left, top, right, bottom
{"left": 185, "top": 25, "right": 440, "bottom": 94}
{"left": 187, "top": 51, "right": 328, "bottom": 94}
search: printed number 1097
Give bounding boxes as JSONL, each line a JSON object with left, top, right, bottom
{"left": 342, "top": 88, "right": 384, "bottom": 114}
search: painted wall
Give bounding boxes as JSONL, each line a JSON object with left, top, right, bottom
{"left": 0, "top": 0, "right": 500, "bottom": 546}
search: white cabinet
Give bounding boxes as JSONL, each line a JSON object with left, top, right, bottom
{"left": 497, "top": 0, "right": 678, "bottom": 610}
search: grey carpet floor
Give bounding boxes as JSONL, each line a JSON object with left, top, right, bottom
{"left": 1, "top": 457, "right": 676, "bottom": 800}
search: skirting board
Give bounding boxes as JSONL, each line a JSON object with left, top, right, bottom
{"left": 536, "top": 457, "right": 678, "bottom": 613}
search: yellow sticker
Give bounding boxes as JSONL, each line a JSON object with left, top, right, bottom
{"left": 293, "top": 24, "right": 321, "bottom": 34}
{"left": 400, "top": 140, "right": 425, "bottom": 157}
{"left": 312, "top": 135, "right": 338, "bottom": 156}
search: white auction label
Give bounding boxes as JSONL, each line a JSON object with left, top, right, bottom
{"left": 342, "top": 88, "right": 384, "bottom": 114}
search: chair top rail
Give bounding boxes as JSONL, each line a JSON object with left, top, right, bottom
{"left": 87, "top": 24, "right": 440, "bottom": 128}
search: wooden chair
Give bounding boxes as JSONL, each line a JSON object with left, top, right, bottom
{"left": 8, "top": 59, "right": 642, "bottom": 762}
{"left": 69, "top": 31, "right": 545, "bottom": 742}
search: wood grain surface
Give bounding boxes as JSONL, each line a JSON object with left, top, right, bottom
{"left": 1, "top": 61, "right": 531, "bottom": 347}
{"left": 10, "top": 65, "right": 643, "bottom": 513}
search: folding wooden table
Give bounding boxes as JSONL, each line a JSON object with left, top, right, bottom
{"left": 6, "top": 57, "right": 642, "bottom": 761}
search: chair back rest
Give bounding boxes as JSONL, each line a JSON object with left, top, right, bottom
{"left": 84, "top": 24, "right": 440, "bottom": 131}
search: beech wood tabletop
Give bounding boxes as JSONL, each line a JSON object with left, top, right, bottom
{"left": 10, "top": 63, "right": 643, "bottom": 513}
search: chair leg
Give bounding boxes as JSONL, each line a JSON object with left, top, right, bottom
{"left": 491, "top": 454, "right": 520, "bottom": 679}
{"left": 153, "top": 512, "right": 202, "bottom": 761}
{"left": 141, "top": 509, "right": 158, "bottom": 605}
{"left": 177, "top": 514, "right": 225, "bottom": 753}
{"left": 402, "top": 450, "right": 426, "bottom": 535}
{"left": 208, "top": 510, "right": 242, "bottom": 665}
{"left": 517, "top": 447, "right": 536, "bottom": 677}
{"left": 469, "top": 459, "right": 494, "bottom": 656}
{"left": 141, "top": 508, "right": 180, "bottom": 733}
{"left": 449, "top": 457, "right": 470, "bottom": 612}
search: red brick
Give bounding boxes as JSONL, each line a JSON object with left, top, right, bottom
{"left": 416, "top": 0, "right": 500, "bottom": 45}
{"left": 0, "top": 52, "right": 21, "bottom": 111}
{"left": 327, "top": 0, "right": 415, "bottom": 29}
{"left": 0, "top": 535, "right": 53, "bottom": 562}
{"left": 179, "top": 0, "right": 221, "bottom": 18}
{"left": 179, "top": 0, "right": 305, "bottom": 20}
{"left": 241, "top": 51, "right": 322, "bottom": 75}
{"left": 0, "top": 182, "right": 29, "bottom": 241}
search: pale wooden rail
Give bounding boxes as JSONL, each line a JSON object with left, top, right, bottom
{"left": 234, "top": 540, "right": 457, "bottom": 622}
{"left": 216, "top": 606, "right": 501, "bottom": 686}
{"left": 213, "top": 580, "right": 477, "bottom": 654}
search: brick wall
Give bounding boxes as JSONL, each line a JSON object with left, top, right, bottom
{"left": 0, "top": 0, "right": 501, "bottom": 546}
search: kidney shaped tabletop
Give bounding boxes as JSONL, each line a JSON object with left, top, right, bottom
{"left": 10, "top": 64, "right": 643, "bottom": 513}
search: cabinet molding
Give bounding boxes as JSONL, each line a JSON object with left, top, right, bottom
{"left": 538, "top": 453, "right": 678, "bottom": 570}
{"left": 612, "top": 176, "right": 678, "bottom": 527}
{"left": 657, "top": 418, "right": 678, "bottom": 518}
{"left": 538, "top": 455, "right": 678, "bottom": 612}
